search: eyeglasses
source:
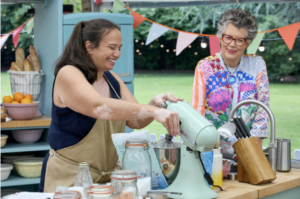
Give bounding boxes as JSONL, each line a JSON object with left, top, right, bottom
{"left": 222, "top": 34, "right": 248, "bottom": 46}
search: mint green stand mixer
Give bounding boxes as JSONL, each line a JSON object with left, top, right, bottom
{"left": 161, "top": 101, "right": 219, "bottom": 199}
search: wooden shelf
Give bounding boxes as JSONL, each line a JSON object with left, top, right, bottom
{"left": 1, "top": 173, "right": 40, "bottom": 187}
{"left": 1, "top": 141, "right": 50, "bottom": 153}
{"left": 1, "top": 116, "right": 51, "bottom": 130}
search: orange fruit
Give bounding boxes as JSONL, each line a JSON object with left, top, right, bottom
{"left": 24, "top": 94, "right": 33, "bottom": 101}
{"left": 21, "top": 98, "right": 32, "bottom": 104}
{"left": 13, "top": 92, "right": 24, "bottom": 102}
{"left": 11, "top": 101, "right": 20, "bottom": 104}
{"left": 3, "top": 96, "right": 13, "bottom": 103}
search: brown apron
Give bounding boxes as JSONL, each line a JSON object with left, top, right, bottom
{"left": 44, "top": 75, "right": 126, "bottom": 193}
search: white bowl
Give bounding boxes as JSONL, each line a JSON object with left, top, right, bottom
{"left": 1, "top": 164, "right": 13, "bottom": 181}
{"left": 14, "top": 157, "right": 44, "bottom": 178}
{"left": 11, "top": 129, "right": 43, "bottom": 144}
{"left": 1, "top": 134, "right": 8, "bottom": 148}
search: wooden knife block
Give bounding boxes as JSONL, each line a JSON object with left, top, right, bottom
{"left": 233, "top": 137, "right": 276, "bottom": 185}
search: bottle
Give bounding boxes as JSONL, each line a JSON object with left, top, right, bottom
{"left": 74, "top": 162, "right": 93, "bottom": 198}
{"left": 211, "top": 148, "right": 223, "bottom": 188}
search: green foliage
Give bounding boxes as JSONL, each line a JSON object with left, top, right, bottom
{"left": 1, "top": 4, "right": 34, "bottom": 66}
{"left": 63, "top": 0, "right": 82, "bottom": 13}
{"left": 121, "top": 3, "right": 300, "bottom": 81}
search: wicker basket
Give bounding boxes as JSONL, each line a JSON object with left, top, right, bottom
{"left": 7, "top": 70, "right": 44, "bottom": 101}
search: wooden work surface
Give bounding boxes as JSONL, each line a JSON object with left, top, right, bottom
{"left": 1, "top": 116, "right": 51, "bottom": 129}
{"left": 216, "top": 169, "right": 300, "bottom": 198}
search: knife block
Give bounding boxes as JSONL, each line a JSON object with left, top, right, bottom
{"left": 233, "top": 137, "right": 276, "bottom": 185}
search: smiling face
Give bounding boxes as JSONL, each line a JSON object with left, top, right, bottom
{"left": 220, "top": 23, "right": 249, "bottom": 67}
{"left": 87, "top": 28, "right": 122, "bottom": 72}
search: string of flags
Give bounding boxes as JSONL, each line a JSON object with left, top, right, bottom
{"left": 1, "top": 2, "right": 299, "bottom": 55}
{"left": 110, "top": 0, "right": 300, "bottom": 55}
{"left": 0, "top": 17, "right": 34, "bottom": 49}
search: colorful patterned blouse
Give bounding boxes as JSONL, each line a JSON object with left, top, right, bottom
{"left": 192, "top": 52, "right": 270, "bottom": 138}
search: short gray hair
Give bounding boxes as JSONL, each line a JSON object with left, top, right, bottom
{"left": 216, "top": 9, "right": 258, "bottom": 45}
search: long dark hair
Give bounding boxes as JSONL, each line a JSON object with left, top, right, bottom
{"left": 54, "top": 19, "right": 120, "bottom": 84}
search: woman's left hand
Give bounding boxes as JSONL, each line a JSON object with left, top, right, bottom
{"left": 149, "top": 92, "right": 184, "bottom": 108}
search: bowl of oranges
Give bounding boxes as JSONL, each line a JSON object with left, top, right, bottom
{"left": 2, "top": 92, "right": 39, "bottom": 120}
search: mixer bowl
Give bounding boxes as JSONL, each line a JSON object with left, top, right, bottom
{"left": 153, "top": 142, "right": 182, "bottom": 185}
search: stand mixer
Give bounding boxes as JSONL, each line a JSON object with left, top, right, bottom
{"left": 161, "top": 100, "right": 219, "bottom": 199}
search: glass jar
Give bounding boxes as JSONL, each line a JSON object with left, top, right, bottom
{"left": 122, "top": 139, "right": 151, "bottom": 179}
{"left": 111, "top": 170, "right": 139, "bottom": 199}
{"left": 53, "top": 190, "right": 82, "bottom": 199}
{"left": 87, "top": 185, "right": 115, "bottom": 199}
{"left": 74, "top": 162, "right": 93, "bottom": 198}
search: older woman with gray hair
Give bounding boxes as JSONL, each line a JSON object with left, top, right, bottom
{"left": 192, "top": 9, "right": 269, "bottom": 153}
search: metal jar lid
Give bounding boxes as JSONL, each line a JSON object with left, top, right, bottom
{"left": 125, "top": 139, "right": 148, "bottom": 146}
{"left": 152, "top": 134, "right": 182, "bottom": 149}
{"left": 110, "top": 170, "right": 140, "bottom": 180}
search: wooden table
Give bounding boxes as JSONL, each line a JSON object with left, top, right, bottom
{"left": 1, "top": 116, "right": 51, "bottom": 129}
{"left": 216, "top": 169, "right": 300, "bottom": 199}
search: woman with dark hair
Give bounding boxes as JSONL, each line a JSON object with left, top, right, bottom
{"left": 39, "top": 19, "right": 182, "bottom": 192}
{"left": 192, "top": 9, "right": 270, "bottom": 153}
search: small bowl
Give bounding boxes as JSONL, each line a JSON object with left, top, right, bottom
{"left": 2, "top": 101, "right": 40, "bottom": 120}
{"left": 14, "top": 157, "right": 44, "bottom": 178}
{"left": 1, "top": 164, "right": 13, "bottom": 181}
{"left": 11, "top": 129, "right": 43, "bottom": 144}
{"left": 1, "top": 134, "right": 8, "bottom": 148}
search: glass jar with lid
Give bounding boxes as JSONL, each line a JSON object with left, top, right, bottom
{"left": 122, "top": 139, "right": 151, "bottom": 179}
{"left": 87, "top": 185, "right": 115, "bottom": 199}
{"left": 53, "top": 190, "right": 82, "bottom": 199}
{"left": 110, "top": 170, "right": 139, "bottom": 199}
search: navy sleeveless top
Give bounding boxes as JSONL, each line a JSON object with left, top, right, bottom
{"left": 48, "top": 70, "right": 122, "bottom": 151}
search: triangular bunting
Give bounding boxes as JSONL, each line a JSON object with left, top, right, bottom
{"left": 103, "top": 8, "right": 110, "bottom": 13}
{"left": 13, "top": 25, "right": 24, "bottom": 48}
{"left": 95, "top": 0, "right": 102, "bottom": 6}
{"left": 26, "top": 18, "right": 34, "bottom": 34}
{"left": 209, "top": 36, "right": 220, "bottom": 55}
{"left": 146, "top": 23, "right": 169, "bottom": 45}
{"left": 176, "top": 32, "right": 198, "bottom": 56}
{"left": 0, "top": 34, "right": 10, "bottom": 49}
{"left": 278, "top": 23, "right": 300, "bottom": 51}
{"left": 131, "top": 11, "right": 145, "bottom": 29}
{"left": 112, "top": 0, "right": 125, "bottom": 13}
{"left": 247, "top": 33, "right": 265, "bottom": 54}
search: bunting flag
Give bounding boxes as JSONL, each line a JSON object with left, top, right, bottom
{"left": 112, "top": 0, "right": 125, "bottom": 13}
{"left": 247, "top": 33, "right": 265, "bottom": 54}
{"left": 209, "top": 36, "right": 220, "bottom": 55}
{"left": 26, "top": 18, "right": 34, "bottom": 34}
{"left": 146, "top": 23, "right": 169, "bottom": 45}
{"left": 131, "top": 11, "right": 145, "bottom": 30}
{"left": 103, "top": 8, "right": 110, "bottom": 13}
{"left": 278, "top": 23, "right": 300, "bottom": 51}
{"left": 95, "top": 0, "right": 102, "bottom": 6}
{"left": 176, "top": 32, "right": 198, "bottom": 56}
{"left": 0, "top": 34, "right": 10, "bottom": 49}
{"left": 13, "top": 25, "right": 24, "bottom": 48}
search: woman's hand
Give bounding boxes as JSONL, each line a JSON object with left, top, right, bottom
{"left": 149, "top": 92, "right": 184, "bottom": 108}
{"left": 153, "top": 108, "right": 180, "bottom": 136}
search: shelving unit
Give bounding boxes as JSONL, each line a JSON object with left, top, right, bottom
{"left": 1, "top": 173, "right": 41, "bottom": 188}
{"left": 2, "top": 0, "right": 134, "bottom": 194}
{"left": 1, "top": 117, "right": 51, "bottom": 191}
